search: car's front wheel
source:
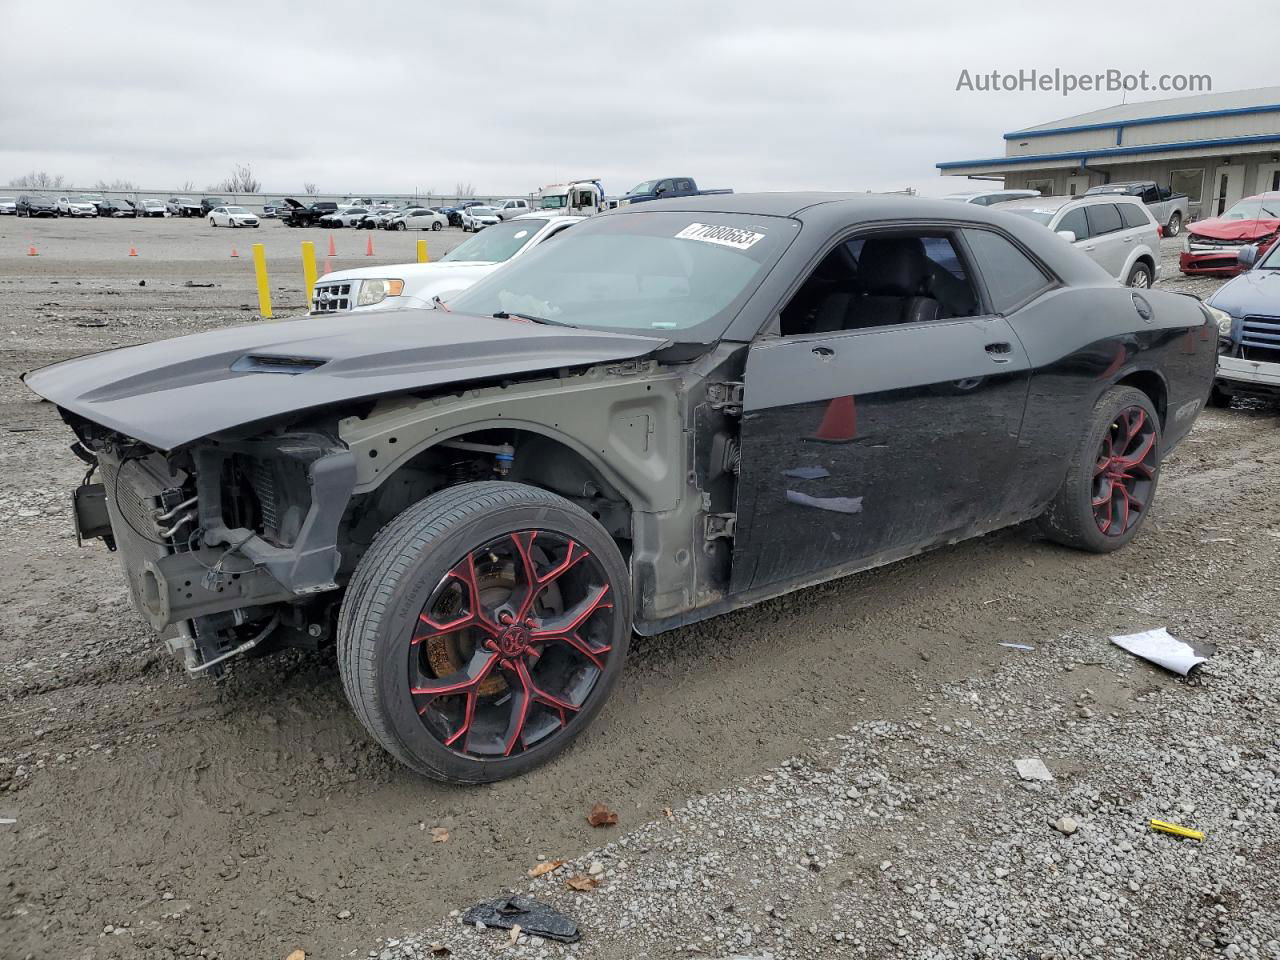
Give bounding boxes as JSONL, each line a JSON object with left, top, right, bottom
{"left": 209, "top": 217, "right": 216, "bottom": 227}
{"left": 432, "top": 220, "right": 443, "bottom": 231}
{"left": 338, "top": 481, "right": 631, "bottom": 783}
{"left": 1039, "top": 386, "right": 1161, "bottom": 553}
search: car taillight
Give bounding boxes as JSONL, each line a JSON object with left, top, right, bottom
{"left": 1157, "top": 225, "right": 1164, "bottom": 238}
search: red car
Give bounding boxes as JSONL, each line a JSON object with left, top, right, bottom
{"left": 1180, "top": 192, "right": 1280, "bottom": 277}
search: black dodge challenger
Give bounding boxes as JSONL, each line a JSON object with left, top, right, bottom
{"left": 23, "top": 194, "right": 1216, "bottom": 782}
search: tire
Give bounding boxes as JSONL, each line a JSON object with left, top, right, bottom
{"left": 1039, "top": 386, "right": 1161, "bottom": 553}
{"left": 1207, "top": 384, "right": 1233, "bottom": 409}
{"left": 432, "top": 220, "right": 443, "bottom": 231}
{"left": 395, "top": 221, "right": 406, "bottom": 231}
{"left": 1166, "top": 213, "right": 1182, "bottom": 238}
{"left": 209, "top": 218, "right": 216, "bottom": 227}
{"left": 1126, "top": 262, "right": 1153, "bottom": 288}
{"left": 337, "top": 481, "right": 631, "bottom": 784}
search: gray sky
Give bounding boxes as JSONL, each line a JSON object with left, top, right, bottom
{"left": 2, "top": 0, "right": 1275, "bottom": 198}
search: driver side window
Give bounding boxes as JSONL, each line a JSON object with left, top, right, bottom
{"left": 778, "top": 231, "right": 979, "bottom": 337}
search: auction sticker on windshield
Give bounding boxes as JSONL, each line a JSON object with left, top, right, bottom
{"left": 675, "top": 222, "right": 765, "bottom": 250}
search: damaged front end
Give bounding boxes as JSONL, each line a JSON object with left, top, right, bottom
{"left": 70, "top": 418, "right": 355, "bottom": 676}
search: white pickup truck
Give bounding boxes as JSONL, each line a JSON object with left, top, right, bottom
{"left": 310, "top": 214, "right": 582, "bottom": 315}
{"left": 1084, "top": 181, "right": 1191, "bottom": 237}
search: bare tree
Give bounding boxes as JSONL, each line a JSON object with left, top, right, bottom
{"left": 303, "top": 182, "right": 318, "bottom": 196}
{"left": 93, "top": 178, "right": 139, "bottom": 191}
{"left": 212, "top": 163, "right": 261, "bottom": 194}
{"left": 9, "top": 171, "right": 67, "bottom": 188}
{"left": 454, "top": 181, "right": 475, "bottom": 198}
{"left": 180, "top": 180, "right": 195, "bottom": 193}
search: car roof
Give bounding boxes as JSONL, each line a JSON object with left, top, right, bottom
{"left": 994, "top": 194, "right": 1144, "bottom": 213}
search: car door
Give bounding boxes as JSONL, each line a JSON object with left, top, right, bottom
{"left": 1082, "top": 203, "right": 1128, "bottom": 281}
{"left": 730, "top": 228, "right": 1034, "bottom": 594}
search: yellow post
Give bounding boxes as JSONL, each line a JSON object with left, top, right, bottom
{"left": 417, "top": 238, "right": 429, "bottom": 263}
{"left": 251, "top": 243, "right": 273, "bottom": 319}
{"left": 301, "top": 240, "right": 318, "bottom": 306}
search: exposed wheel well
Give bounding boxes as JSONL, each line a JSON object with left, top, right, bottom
{"left": 337, "top": 428, "right": 635, "bottom": 577}
{"left": 1133, "top": 254, "right": 1156, "bottom": 275}
{"left": 1116, "top": 369, "right": 1167, "bottom": 427}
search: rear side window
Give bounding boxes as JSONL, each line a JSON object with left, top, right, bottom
{"left": 1086, "top": 203, "right": 1124, "bottom": 236}
{"left": 1056, "top": 207, "right": 1090, "bottom": 240}
{"left": 963, "top": 230, "right": 1053, "bottom": 314}
{"left": 1119, "top": 202, "right": 1151, "bottom": 229}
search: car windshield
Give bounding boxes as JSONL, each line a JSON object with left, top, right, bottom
{"left": 69, "top": 195, "right": 92, "bottom": 202}
{"left": 626, "top": 180, "right": 658, "bottom": 196}
{"left": 1003, "top": 207, "right": 1058, "bottom": 226}
{"left": 447, "top": 211, "right": 799, "bottom": 340}
{"left": 1221, "top": 196, "right": 1280, "bottom": 220}
{"left": 541, "top": 194, "right": 568, "bottom": 209}
{"left": 226, "top": 206, "right": 249, "bottom": 214}
{"left": 1258, "top": 241, "right": 1280, "bottom": 270}
{"left": 442, "top": 219, "right": 548, "bottom": 263}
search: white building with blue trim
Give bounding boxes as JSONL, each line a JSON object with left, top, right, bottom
{"left": 938, "top": 86, "right": 1280, "bottom": 219}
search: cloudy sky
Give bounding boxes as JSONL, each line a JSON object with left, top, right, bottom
{"left": 2, "top": 0, "right": 1275, "bottom": 198}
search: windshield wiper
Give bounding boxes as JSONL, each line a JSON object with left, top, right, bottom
{"left": 492, "top": 311, "right": 576, "bottom": 328}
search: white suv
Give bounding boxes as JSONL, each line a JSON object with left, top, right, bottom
{"left": 994, "top": 195, "right": 1162, "bottom": 287}
{"left": 56, "top": 195, "right": 99, "bottom": 217}
{"left": 310, "top": 215, "right": 581, "bottom": 315}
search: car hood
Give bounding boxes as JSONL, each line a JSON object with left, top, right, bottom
{"left": 22, "top": 311, "right": 669, "bottom": 451}
{"left": 1188, "top": 216, "right": 1280, "bottom": 241}
{"left": 1206, "top": 268, "right": 1280, "bottom": 316}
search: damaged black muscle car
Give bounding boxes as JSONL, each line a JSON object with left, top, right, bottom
{"left": 24, "top": 194, "right": 1216, "bottom": 783}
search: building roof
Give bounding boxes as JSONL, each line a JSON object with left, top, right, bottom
{"left": 1011, "top": 85, "right": 1280, "bottom": 137}
{"left": 938, "top": 85, "right": 1280, "bottom": 177}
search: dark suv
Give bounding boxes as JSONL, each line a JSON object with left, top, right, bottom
{"left": 17, "top": 195, "right": 57, "bottom": 217}
{"left": 280, "top": 198, "right": 339, "bottom": 227}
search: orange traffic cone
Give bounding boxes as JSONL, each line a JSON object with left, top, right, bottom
{"left": 327, "top": 234, "right": 336, "bottom": 257}
{"left": 128, "top": 246, "right": 139, "bottom": 257}
{"left": 365, "top": 234, "right": 374, "bottom": 257}
{"left": 808, "top": 395, "right": 857, "bottom": 443}
{"left": 322, "top": 256, "right": 332, "bottom": 276}
{"left": 230, "top": 247, "right": 239, "bottom": 258}
{"left": 26, "top": 243, "right": 38, "bottom": 257}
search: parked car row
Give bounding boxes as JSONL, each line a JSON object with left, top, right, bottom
{"left": 7, "top": 194, "right": 214, "bottom": 218}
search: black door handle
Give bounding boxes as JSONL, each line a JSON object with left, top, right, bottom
{"left": 812, "top": 346, "right": 835, "bottom": 357}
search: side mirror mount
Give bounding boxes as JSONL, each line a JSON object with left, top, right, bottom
{"left": 1056, "top": 230, "right": 1077, "bottom": 244}
{"left": 1238, "top": 245, "right": 1259, "bottom": 269}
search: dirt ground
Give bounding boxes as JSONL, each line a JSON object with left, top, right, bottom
{"left": 0, "top": 218, "right": 1275, "bottom": 960}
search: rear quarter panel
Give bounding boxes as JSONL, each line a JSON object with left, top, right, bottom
{"left": 1006, "top": 284, "right": 1214, "bottom": 516}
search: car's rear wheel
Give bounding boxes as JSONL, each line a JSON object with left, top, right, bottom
{"left": 1166, "top": 213, "right": 1182, "bottom": 237}
{"left": 1126, "top": 262, "right": 1152, "bottom": 288}
{"left": 432, "top": 220, "right": 443, "bottom": 231}
{"left": 1039, "top": 386, "right": 1161, "bottom": 553}
{"left": 338, "top": 481, "right": 631, "bottom": 783}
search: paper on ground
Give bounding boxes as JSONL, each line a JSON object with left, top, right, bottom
{"left": 1110, "top": 628, "right": 1213, "bottom": 676}
{"left": 1015, "top": 758, "right": 1053, "bottom": 782}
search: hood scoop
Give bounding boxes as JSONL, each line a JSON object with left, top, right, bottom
{"left": 232, "top": 354, "right": 327, "bottom": 374}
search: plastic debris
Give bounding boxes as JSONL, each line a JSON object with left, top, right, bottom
{"left": 0, "top": 818, "right": 15, "bottom": 825}
{"left": 999, "top": 643, "right": 1035, "bottom": 651}
{"left": 1110, "top": 628, "right": 1214, "bottom": 676}
{"left": 461, "top": 896, "right": 579, "bottom": 943}
{"left": 1015, "top": 758, "right": 1053, "bottom": 782}
{"left": 1150, "top": 818, "right": 1205, "bottom": 842}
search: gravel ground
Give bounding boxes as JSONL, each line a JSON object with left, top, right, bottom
{"left": 2, "top": 222, "right": 1277, "bottom": 960}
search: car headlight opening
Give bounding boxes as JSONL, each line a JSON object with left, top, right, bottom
{"left": 357, "top": 278, "right": 405, "bottom": 306}
{"left": 1207, "top": 305, "right": 1234, "bottom": 337}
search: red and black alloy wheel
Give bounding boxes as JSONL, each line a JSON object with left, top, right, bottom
{"left": 337, "top": 482, "right": 631, "bottom": 783}
{"left": 410, "top": 530, "right": 616, "bottom": 759}
{"left": 1092, "top": 406, "right": 1158, "bottom": 537}
{"left": 1039, "top": 385, "right": 1162, "bottom": 554}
